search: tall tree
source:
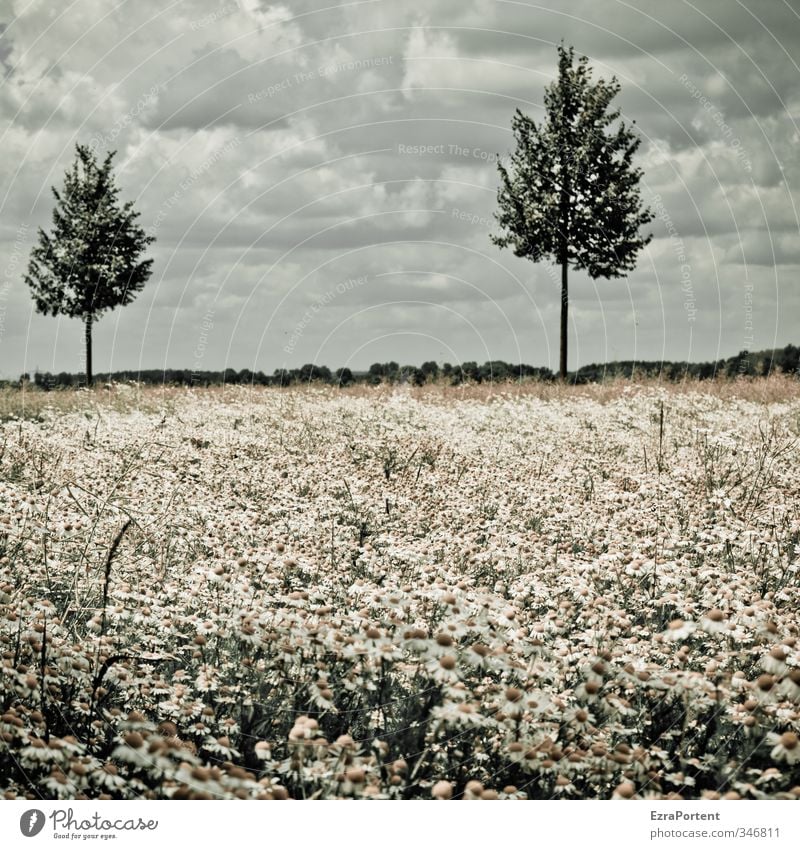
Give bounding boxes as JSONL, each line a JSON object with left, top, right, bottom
{"left": 24, "top": 144, "right": 154, "bottom": 386}
{"left": 493, "top": 44, "right": 653, "bottom": 379}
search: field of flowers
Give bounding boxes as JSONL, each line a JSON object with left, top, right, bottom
{"left": 1, "top": 380, "right": 799, "bottom": 800}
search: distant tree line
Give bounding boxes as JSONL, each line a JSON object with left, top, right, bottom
{"left": 19, "top": 361, "right": 552, "bottom": 389}
{"left": 12, "top": 344, "right": 799, "bottom": 390}
{"left": 571, "top": 345, "right": 799, "bottom": 383}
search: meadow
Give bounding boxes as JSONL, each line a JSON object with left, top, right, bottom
{"left": 1, "top": 377, "right": 799, "bottom": 800}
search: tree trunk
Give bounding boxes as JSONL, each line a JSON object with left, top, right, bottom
{"left": 84, "top": 314, "right": 93, "bottom": 387}
{"left": 560, "top": 250, "right": 568, "bottom": 381}
{"left": 559, "top": 162, "right": 570, "bottom": 381}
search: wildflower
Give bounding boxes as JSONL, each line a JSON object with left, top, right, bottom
{"left": 769, "top": 731, "right": 800, "bottom": 765}
{"left": 426, "top": 654, "right": 460, "bottom": 685}
{"left": 526, "top": 689, "right": 552, "bottom": 716}
{"left": 432, "top": 780, "right": 453, "bottom": 800}
{"left": 464, "top": 642, "right": 494, "bottom": 669}
{"left": 613, "top": 782, "right": 638, "bottom": 799}
{"left": 121, "top": 711, "right": 152, "bottom": 731}
{"left": 762, "top": 645, "right": 789, "bottom": 675}
{"left": 42, "top": 769, "right": 72, "bottom": 796}
{"left": 553, "top": 774, "right": 577, "bottom": 796}
{"left": 603, "top": 694, "right": 635, "bottom": 718}
{"left": 332, "top": 734, "right": 356, "bottom": 751}
{"left": 754, "top": 767, "right": 784, "bottom": 786}
{"left": 111, "top": 732, "right": 151, "bottom": 768}
{"left": 664, "top": 618, "right": 695, "bottom": 640}
{"left": 401, "top": 627, "right": 429, "bottom": 653}
{"left": 500, "top": 785, "right": 526, "bottom": 799}
{"left": 586, "top": 658, "right": 608, "bottom": 681}
{"left": 92, "top": 763, "right": 127, "bottom": 793}
{"left": 289, "top": 717, "right": 319, "bottom": 744}
{"left": 432, "top": 701, "right": 485, "bottom": 728}
{"left": 565, "top": 706, "right": 595, "bottom": 732}
{"left": 464, "top": 779, "right": 484, "bottom": 800}
{"left": 20, "top": 738, "right": 59, "bottom": 765}
{"left": 204, "top": 736, "right": 240, "bottom": 759}
{"left": 780, "top": 668, "right": 800, "bottom": 700}
{"left": 500, "top": 686, "right": 526, "bottom": 719}
{"left": 236, "top": 618, "right": 261, "bottom": 647}
{"left": 575, "top": 679, "right": 602, "bottom": 703}
{"left": 427, "top": 632, "right": 457, "bottom": 659}
{"left": 755, "top": 674, "right": 777, "bottom": 703}
{"left": 157, "top": 721, "right": 178, "bottom": 738}
{"left": 340, "top": 766, "right": 367, "bottom": 793}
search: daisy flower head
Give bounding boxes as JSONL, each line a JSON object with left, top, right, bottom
{"left": 432, "top": 700, "right": 485, "bottom": 728}
{"left": 575, "top": 678, "right": 602, "bottom": 703}
{"left": 612, "top": 781, "right": 638, "bottom": 800}
{"left": 332, "top": 734, "right": 356, "bottom": 752}
{"left": 402, "top": 626, "right": 429, "bottom": 653}
{"left": 587, "top": 656, "right": 610, "bottom": 680}
{"left": 500, "top": 785, "right": 526, "bottom": 799}
{"left": 363, "top": 625, "right": 385, "bottom": 648}
{"left": 204, "top": 735, "right": 240, "bottom": 759}
{"left": 20, "top": 737, "right": 59, "bottom": 765}
{"left": 762, "top": 645, "right": 789, "bottom": 675}
{"left": 769, "top": 731, "right": 800, "bottom": 765}
{"left": 339, "top": 766, "right": 368, "bottom": 795}
{"left": 432, "top": 780, "right": 453, "bottom": 800}
{"left": 112, "top": 732, "right": 151, "bottom": 768}
{"left": 288, "top": 716, "right": 319, "bottom": 744}
{"left": 427, "top": 654, "right": 460, "bottom": 685}
{"left": 465, "top": 642, "right": 494, "bottom": 670}
{"left": 754, "top": 674, "right": 777, "bottom": 704}
{"left": 664, "top": 618, "right": 696, "bottom": 641}
{"left": 553, "top": 774, "right": 577, "bottom": 796}
{"left": 566, "top": 706, "right": 595, "bottom": 732}
{"left": 526, "top": 689, "right": 552, "bottom": 717}
{"left": 496, "top": 685, "right": 528, "bottom": 720}
{"left": 92, "top": 763, "right": 127, "bottom": 793}
{"left": 427, "top": 631, "right": 457, "bottom": 659}
{"left": 41, "top": 768, "right": 73, "bottom": 797}
{"left": 780, "top": 668, "right": 800, "bottom": 701}
{"left": 464, "top": 779, "right": 484, "bottom": 800}
{"left": 700, "top": 609, "right": 727, "bottom": 634}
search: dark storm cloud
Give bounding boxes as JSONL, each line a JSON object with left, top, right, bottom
{"left": 0, "top": 0, "right": 798, "bottom": 376}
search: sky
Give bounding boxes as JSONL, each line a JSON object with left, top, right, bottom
{"left": 0, "top": 0, "right": 798, "bottom": 377}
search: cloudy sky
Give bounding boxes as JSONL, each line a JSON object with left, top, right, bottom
{"left": 1, "top": 0, "right": 798, "bottom": 377}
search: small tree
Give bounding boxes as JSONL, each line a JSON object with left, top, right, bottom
{"left": 493, "top": 45, "right": 653, "bottom": 379}
{"left": 420, "top": 361, "right": 440, "bottom": 381}
{"left": 24, "top": 144, "right": 154, "bottom": 386}
{"left": 335, "top": 367, "right": 354, "bottom": 386}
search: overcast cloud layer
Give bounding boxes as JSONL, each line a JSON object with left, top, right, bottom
{"left": 1, "top": 0, "right": 799, "bottom": 377}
